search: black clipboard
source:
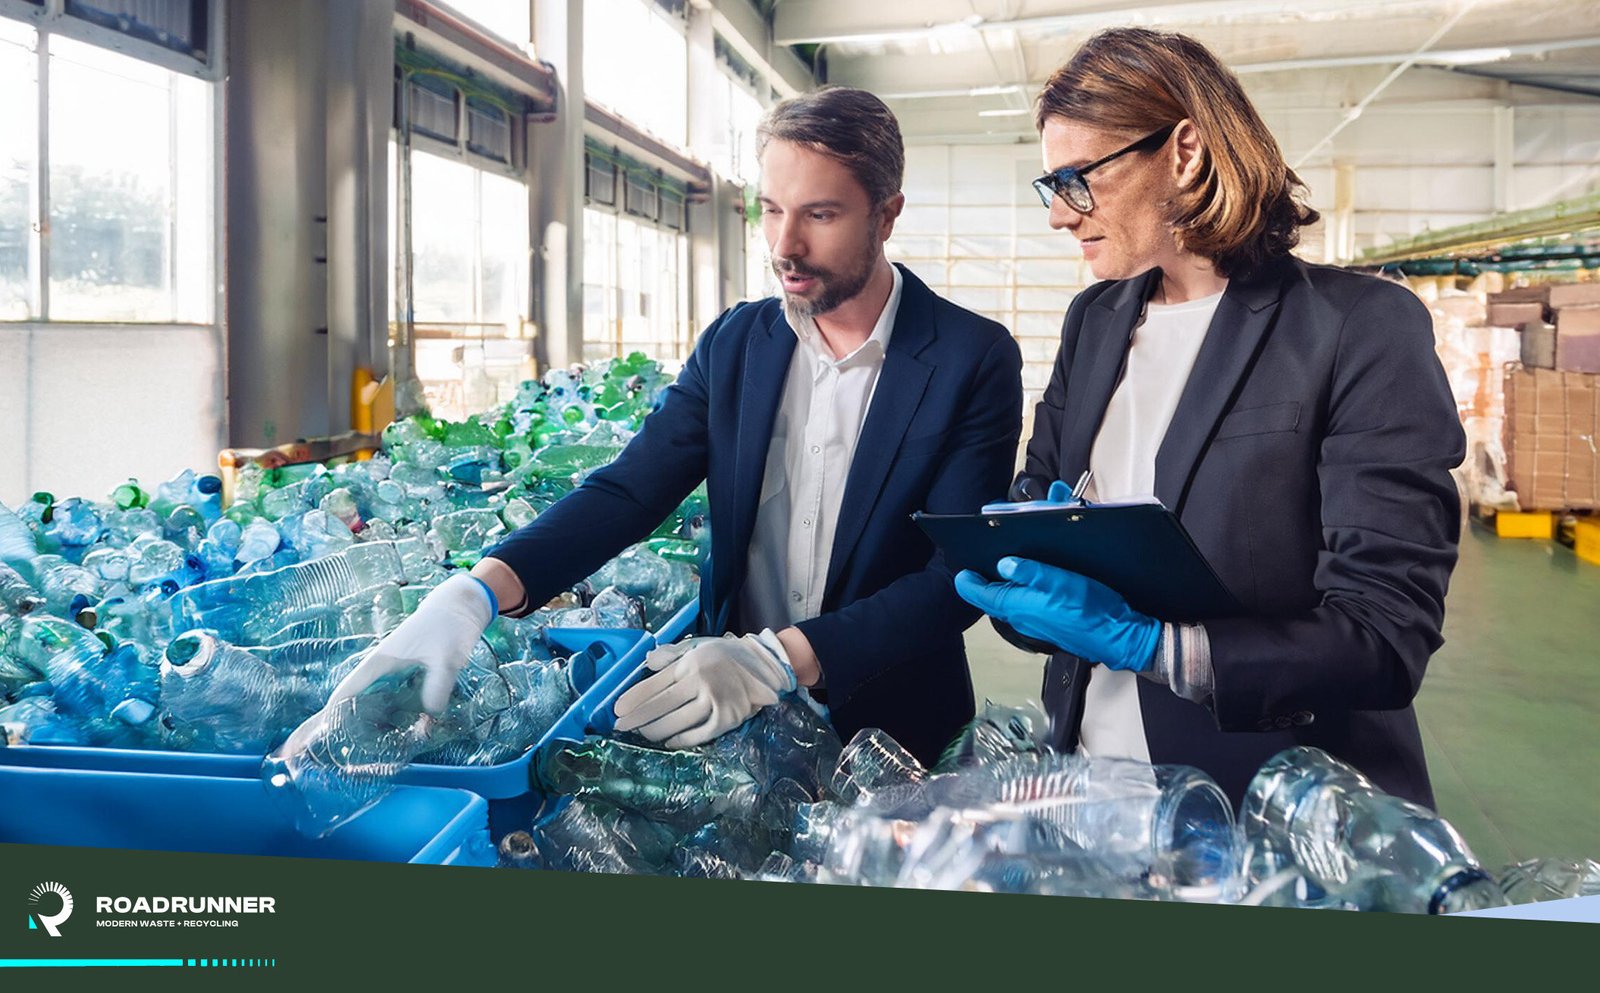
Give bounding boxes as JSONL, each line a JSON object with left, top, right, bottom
{"left": 913, "top": 502, "right": 1241, "bottom": 623}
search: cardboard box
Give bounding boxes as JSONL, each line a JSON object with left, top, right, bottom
{"left": 1555, "top": 306, "right": 1600, "bottom": 374}
{"left": 1432, "top": 295, "right": 1486, "bottom": 327}
{"left": 1549, "top": 284, "right": 1600, "bottom": 309}
{"left": 1521, "top": 322, "right": 1556, "bottom": 368}
{"left": 1488, "top": 301, "right": 1547, "bottom": 327}
{"left": 1489, "top": 285, "right": 1551, "bottom": 305}
{"left": 1503, "top": 367, "right": 1600, "bottom": 510}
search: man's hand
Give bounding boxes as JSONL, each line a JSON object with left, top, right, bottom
{"left": 955, "top": 556, "right": 1160, "bottom": 671}
{"left": 326, "top": 573, "right": 497, "bottom": 714}
{"left": 612, "top": 631, "right": 797, "bottom": 748}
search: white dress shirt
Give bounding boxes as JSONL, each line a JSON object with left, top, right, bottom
{"left": 739, "top": 265, "right": 904, "bottom": 642}
{"left": 1078, "top": 289, "right": 1224, "bottom": 762}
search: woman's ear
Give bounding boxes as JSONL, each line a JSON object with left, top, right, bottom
{"left": 1171, "top": 119, "right": 1205, "bottom": 189}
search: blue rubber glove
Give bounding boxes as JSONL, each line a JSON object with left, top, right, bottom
{"left": 981, "top": 479, "right": 1077, "bottom": 513}
{"left": 954, "top": 556, "right": 1161, "bottom": 671}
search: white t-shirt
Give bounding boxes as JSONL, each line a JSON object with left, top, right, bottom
{"left": 1078, "top": 289, "right": 1225, "bottom": 761}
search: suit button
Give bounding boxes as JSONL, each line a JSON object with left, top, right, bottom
{"left": 1292, "top": 710, "right": 1314, "bottom": 726}
{"left": 1058, "top": 670, "right": 1072, "bottom": 688}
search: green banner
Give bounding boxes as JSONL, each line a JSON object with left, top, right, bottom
{"left": 0, "top": 842, "right": 1589, "bottom": 988}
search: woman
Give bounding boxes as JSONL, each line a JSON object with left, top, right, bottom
{"left": 954, "top": 28, "right": 1465, "bottom": 807}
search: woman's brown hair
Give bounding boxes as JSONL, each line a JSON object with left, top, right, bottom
{"left": 1036, "top": 27, "right": 1319, "bottom": 277}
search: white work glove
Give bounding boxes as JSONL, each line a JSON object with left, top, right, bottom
{"left": 326, "top": 573, "right": 497, "bottom": 715}
{"left": 612, "top": 630, "right": 797, "bottom": 749}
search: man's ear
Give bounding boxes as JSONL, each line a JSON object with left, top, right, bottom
{"left": 1171, "top": 119, "right": 1205, "bottom": 190}
{"left": 878, "top": 191, "right": 906, "bottom": 241}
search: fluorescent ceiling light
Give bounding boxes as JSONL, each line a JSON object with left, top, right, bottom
{"left": 978, "top": 108, "right": 1030, "bottom": 117}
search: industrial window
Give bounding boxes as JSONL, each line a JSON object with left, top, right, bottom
{"left": 60, "top": 0, "right": 208, "bottom": 60}
{"left": 394, "top": 51, "right": 524, "bottom": 173}
{"left": 623, "top": 171, "right": 660, "bottom": 222}
{"left": 465, "top": 100, "right": 511, "bottom": 163}
{"left": 582, "top": 205, "right": 690, "bottom": 366}
{"left": 431, "top": 0, "right": 529, "bottom": 49}
{"left": 582, "top": 0, "right": 688, "bottom": 148}
{"left": 389, "top": 143, "right": 531, "bottom": 421}
{"left": 0, "top": 12, "right": 214, "bottom": 324}
{"left": 585, "top": 152, "right": 617, "bottom": 206}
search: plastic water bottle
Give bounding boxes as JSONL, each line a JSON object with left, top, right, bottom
{"left": 1241, "top": 746, "right": 1508, "bottom": 914}
{"left": 171, "top": 541, "right": 406, "bottom": 645}
{"left": 932, "top": 700, "right": 1049, "bottom": 773}
{"left": 829, "top": 728, "right": 928, "bottom": 805}
{"left": 921, "top": 751, "right": 1240, "bottom": 897}
{"left": 705, "top": 696, "right": 841, "bottom": 797}
{"left": 160, "top": 632, "right": 375, "bottom": 753}
{"left": 1497, "top": 858, "right": 1600, "bottom": 905}
{"left": 536, "top": 737, "right": 765, "bottom": 829}
{"left": 261, "top": 647, "right": 568, "bottom": 837}
{"left": 0, "top": 614, "right": 155, "bottom": 726}
{"left": 0, "top": 562, "right": 45, "bottom": 617}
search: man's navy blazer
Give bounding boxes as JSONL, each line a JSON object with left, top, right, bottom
{"left": 1018, "top": 257, "right": 1465, "bottom": 807}
{"left": 490, "top": 264, "right": 1024, "bottom": 764}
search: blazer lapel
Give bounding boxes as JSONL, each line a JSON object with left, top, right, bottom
{"left": 1060, "top": 268, "right": 1162, "bottom": 481}
{"left": 719, "top": 308, "right": 797, "bottom": 621}
{"left": 825, "top": 265, "right": 935, "bottom": 593}
{"left": 1153, "top": 265, "right": 1288, "bottom": 512}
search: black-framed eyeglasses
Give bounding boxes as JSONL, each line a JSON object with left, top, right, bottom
{"left": 1031, "top": 123, "right": 1177, "bottom": 213}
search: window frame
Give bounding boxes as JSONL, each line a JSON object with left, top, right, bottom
{"left": 0, "top": 1, "right": 222, "bottom": 326}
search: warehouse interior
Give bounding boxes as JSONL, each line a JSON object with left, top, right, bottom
{"left": 2, "top": 0, "right": 1599, "bottom": 904}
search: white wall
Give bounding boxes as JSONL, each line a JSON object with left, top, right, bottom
{"left": 0, "top": 325, "right": 227, "bottom": 506}
{"left": 892, "top": 143, "right": 1090, "bottom": 408}
{"left": 894, "top": 75, "right": 1600, "bottom": 412}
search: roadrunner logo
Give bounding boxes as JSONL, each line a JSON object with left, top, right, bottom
{"left": 28, "top": 882, "right": 73, "bottom": 937}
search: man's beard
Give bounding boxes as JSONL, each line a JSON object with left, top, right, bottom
{"left": 774, "top": 236, "right": 878, "bottom": 326}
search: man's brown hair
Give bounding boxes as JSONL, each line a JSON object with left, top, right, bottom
{"left": 757, "top": 86, "right": 904, "bottom": 209}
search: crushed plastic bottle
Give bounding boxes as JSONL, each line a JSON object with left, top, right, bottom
{"left": 262, "top": 648, "right": 577, "bottom": 837}
{"left": 1241, "top": 746, "right": 1508, "bottom": 914}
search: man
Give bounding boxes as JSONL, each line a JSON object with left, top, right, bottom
{"left": 333, "top": 87, "right": 1023, "bottom": 765}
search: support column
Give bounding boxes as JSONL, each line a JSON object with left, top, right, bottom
{"left": 530, "top": 0, "right": 585, "bottom": 371}
{"left": 686, "top": 2, "right": 724, "bottom": 328}
{"left": 1492, "top": 105, "right": 1515, "bottom": 214}
{"left": 324, "top": 0, "right": 396, "bottom": 432}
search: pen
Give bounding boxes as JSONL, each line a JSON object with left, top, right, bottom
{"left": 1069, "top": 469, "right": 1094, "bottom": 503}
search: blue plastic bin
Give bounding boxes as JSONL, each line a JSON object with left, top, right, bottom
{"left": 0, "top": 600, "right": 701, "bottom": 836}
{"left": 0, "top": 765, "right": 492, "bottom": 865}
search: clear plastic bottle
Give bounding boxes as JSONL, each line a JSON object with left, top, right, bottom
{"left": 949, "top": 752, "right": 1241, "bottom": 897}
{"left": 262, "top": 647, "right": 570, "bottom": 837}
{"left": 1241, "top": 746, "right": 1508, "bottom": 914}
{"left": 706, "top": 696, "right": 841, "bottom": 797}
{"left": 520, "top": 800, "right": 641, "bottom": 874}
{"left": 828, "top": 728, "right": 928, "bottom": 805}
{"left": 932, "top": 700, "right": 1050, "bottom": 773}
{"left": 0, "top": 614, "right": 156, "bottom": 726}
{"left": 171, "top": 541, "right": 406, "bottom": 645}
{"left": 1497, "top": 857, "right": 1600, "bottom": 905}
{"left": 0, "top": 562, "right": 44, "bottom": 617}
{"left": 160, "top": 632, "right": 374, "bottom": 753}
{"left": 535, "top": 737, "right": 764, "bottom": 829}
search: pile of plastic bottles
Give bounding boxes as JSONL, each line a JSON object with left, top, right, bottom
{"left": 504, "top": 701, "right": 1597, "bottom": 914}
{"left": 0, "top": 354, "right": 705, "bottom": 767}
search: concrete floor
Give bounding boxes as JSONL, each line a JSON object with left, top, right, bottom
{"left": 963, "top": 520, "right": 1600, "bottom": 872}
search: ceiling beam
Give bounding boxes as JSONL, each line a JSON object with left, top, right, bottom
{"left": 775, "top": 0, "right": 1443, "bottom": 47}
{"left": 828, "top": 36, "right": 1600, "bottom": 100}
